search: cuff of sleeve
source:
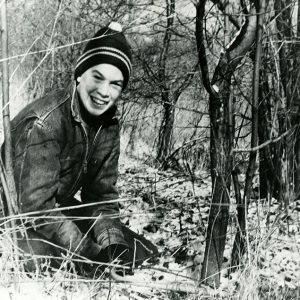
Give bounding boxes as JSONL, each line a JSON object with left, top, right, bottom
{"left": 97, "top": 227, "right": 128, "bottom": 250}
{"left": 80, "top": 237, "right": 102, "bottom": 260}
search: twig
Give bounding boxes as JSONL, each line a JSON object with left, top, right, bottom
{"left": 9, "top": 33, "right": 44, "bottom": 82}
{"left": 110, "top": 268, "right": 199, "bottom": 294}
{"left": 0, "top": 197, "right": 140, "bottom": 222}
{"left": 0, "top": 15, "right": 178, "bottom": 64}
{"left": 232, "top": 127, "right": 294, "bottom": 153}
{"left": 1, "top": 0, "right": 20, "bottom": 284}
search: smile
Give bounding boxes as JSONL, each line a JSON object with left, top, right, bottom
{"left": 91, "top": 96, "right": 108, "bottom": 106}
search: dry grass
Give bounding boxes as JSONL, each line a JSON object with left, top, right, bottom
{"left": 0, "top": 174, "right": 299, "bottom": 300}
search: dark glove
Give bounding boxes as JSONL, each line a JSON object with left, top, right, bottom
{"left": 97, "top": 243, "right": 134, "bottom": 275}
{"left": 75, "top": 237, "right": 102, "bottom": 276}
{"left": 98, "top": 244, "right": 130, "bottom": 264}
{"left": 121, "top": 225, "right": 159, "bottom": 267}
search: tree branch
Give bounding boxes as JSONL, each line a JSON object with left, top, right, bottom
{"left": 173, "top": 63, "right": 199, "bottom": 100}
{"left": 158, "top": 0, "right": 175, "bottom": 88}
{"left": 211, "top": 0, "right": 240, "bottom": 29}
{"left": 195, "top": 0, "right": 216, "bottom": 96}
{"left": 232, "top": 127, "right": 294, "bottom": 153}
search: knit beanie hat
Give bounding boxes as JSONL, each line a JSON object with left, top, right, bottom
{"left": 75, "top": 22, "right": 132, "bottom": 89}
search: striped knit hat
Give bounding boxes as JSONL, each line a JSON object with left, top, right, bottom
{"left": 75, "top": 22, "right": 132, "bottom": 89}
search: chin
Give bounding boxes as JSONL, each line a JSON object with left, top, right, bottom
{"left": 89, "top": 107, "right": 109, "bottom": 116}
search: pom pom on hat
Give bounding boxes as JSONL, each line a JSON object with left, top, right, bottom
{"left": 75, "top": 22, "right": 132, "bottom": 89}
{"left": 108, "top": 22, "right": 123, "bottom": 32}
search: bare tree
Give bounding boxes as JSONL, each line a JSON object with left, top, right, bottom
{"left": 156, "top": 0, "right": 176, "bottom": 163}
{"left": 195, "top": 0, "right": 257, "bottom": 287}
{"left": 294, "top": 0, "right": 300, "bottom": 195}
{"left": 155, "top": 0, "right": 198, "bottom": 164}
{"left": 257, "top": 0, "right": 300, "bottom": 206}
{"left": 231, "top": 0, "right": 266, "bottom": 269}
{"left": 1, "top": 0, "right": 19, "bottom": 268}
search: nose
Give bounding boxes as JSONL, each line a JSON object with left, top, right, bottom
{"left": 97, "top": 81, "right": 109, "bottom": 98}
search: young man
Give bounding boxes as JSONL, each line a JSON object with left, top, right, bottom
{"left": 8, "top": 22, "right": 157, "bottom": 273}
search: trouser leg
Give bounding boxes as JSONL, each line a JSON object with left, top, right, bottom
{"left": 0, "top": 207, "right": 60, "bottom": 272}
{"left": 16, "top": 198, "right": 92, "bottom": 274}
{"left": 62, "top": 198, "right": 95, "bottom": 235}
{"left": 17, "top": 229, "right": 62, "bottom": 272}
{"left": 1, "top": 204, "right": 98, "bottom": 275}
{"left": 62, "top": 199, "right": 159, "bottom": 268}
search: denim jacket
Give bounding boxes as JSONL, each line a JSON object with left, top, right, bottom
{"left": 10, "top": 86, "right": 127, "bottom": 258}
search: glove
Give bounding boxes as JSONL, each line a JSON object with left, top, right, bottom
{"left": 76, "top": 237, "right": 102, "bottom": 276}
{"left": 97, "top": 243, "right": 134, "bottom": 275}
{"left": 98, "top": 244, "right": 130, "bottom": 263}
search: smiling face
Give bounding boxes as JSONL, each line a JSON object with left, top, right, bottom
{"left": 76, "top": 64, "right": 124, "bottom": 117}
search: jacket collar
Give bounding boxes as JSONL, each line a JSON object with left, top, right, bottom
{"left": 71, "top": 83, "right": 82, "bottom": 123}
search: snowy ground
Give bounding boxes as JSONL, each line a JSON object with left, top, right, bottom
{"left": 0, "top": 156, "right": 299, "bottom": 299}
{"left": 117, "top": 157, "right": 300, "bottom": 298}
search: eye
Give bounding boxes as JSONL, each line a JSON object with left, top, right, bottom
{"left": 111, "top": 81, "right": 123, "bottom": 89}
{"left": 94, "top": 74, "right": 102, "bottom": 81}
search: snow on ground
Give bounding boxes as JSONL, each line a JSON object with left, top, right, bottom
{"left": 117, "top": 156, "right": 300, "bottom": 298}
{"left": 0, "top": 156, "right": 299, "bottom": 299}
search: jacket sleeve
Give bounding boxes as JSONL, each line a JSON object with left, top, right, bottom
{"left": 81, "top": 128, "right": 128, "bottom": 250}
{"left": 13, "top": 118, "right": 100, "bottom": 259}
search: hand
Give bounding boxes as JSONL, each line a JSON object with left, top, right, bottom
{"left": 98, "top": 244, "right": 130, "bottom": 264}
{"left": 97, "top": 244, "right": 133, "bottom": 275}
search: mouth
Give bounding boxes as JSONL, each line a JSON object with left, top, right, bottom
{"left": 91, "top": 96, "right": 109, "bottom": 107}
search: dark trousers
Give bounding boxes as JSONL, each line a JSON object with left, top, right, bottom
{"left": 4, "top": 202, "right": 158, "bottom": 274}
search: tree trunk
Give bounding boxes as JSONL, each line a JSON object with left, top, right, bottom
{"left": 258, "top": 70, "right": 281, "bottom": 200}
{"left": 1, "top": 0, "right": 18, "bottom": 215}
{"left": 155, "top": 0, "right": 175, "bottom": 163}
{"left": 157, "top": 98, "right": 175, "bottom": 163}
{"left": 1, "top": 0, "right": 19, "bottom": 271}
{"left": 274, "top": 0, "right": 295, "bottom": 206}
{"left": 196, "top": 1, "right": 257, "bottom": 287}
{"left": 292, "top": 0, "right": 300, "bottom": 196}
{"left": 231, "top": 0, "right": 265, "bottom": 269}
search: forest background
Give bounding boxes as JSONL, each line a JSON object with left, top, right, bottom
{"left": 0, "top": 0, "right": 299, "bottom": 299}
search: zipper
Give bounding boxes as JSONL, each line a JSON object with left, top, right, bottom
{"left": 64, "top": 122, "right": 89, "bottom": 199}
{"left": 82, "top": 124, "right": 89, "bottom": 174}
{"left": 65, "top": 123, "right": 102, "bottom": 199}
{"left": 84, "top": 124, "right": 103, "bottom": 171}
{"left": 83, "top": 160, "right": 88, "bottom": 173}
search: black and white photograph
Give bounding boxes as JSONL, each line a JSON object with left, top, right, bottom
{"left": 0, "top": 0, "right": 299, "bottom": 299}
